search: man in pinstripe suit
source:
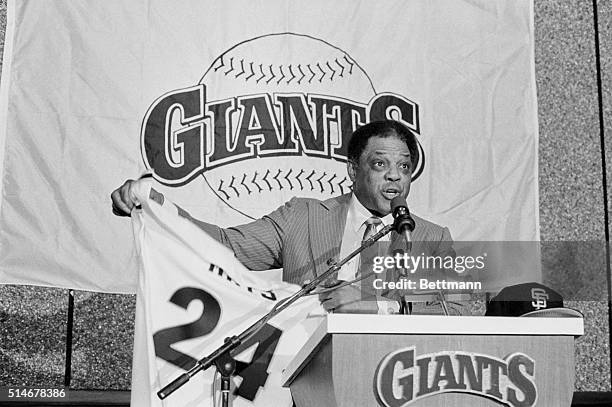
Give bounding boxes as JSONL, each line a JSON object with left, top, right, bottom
{"left": 112, "top": 120, "right": 454, "bottom": 313}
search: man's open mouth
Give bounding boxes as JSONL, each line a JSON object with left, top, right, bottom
{"left": 381, "top": 188, "right": 401, "bottom": 199}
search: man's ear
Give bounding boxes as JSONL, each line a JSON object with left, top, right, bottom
{"left": 347, "top": 160, "right": 357, "bottom": 182}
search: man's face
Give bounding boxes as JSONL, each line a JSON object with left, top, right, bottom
{"left": 347, "top": 135, "right": 412, "bottom": 216}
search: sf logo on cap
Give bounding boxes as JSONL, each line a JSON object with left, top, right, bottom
{"left": 530, "top": 288, "right": 549, "bottom": 309}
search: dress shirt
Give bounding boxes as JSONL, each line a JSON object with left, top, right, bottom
{"left": 337, "top": 194, "right": 400, "bottom": 314}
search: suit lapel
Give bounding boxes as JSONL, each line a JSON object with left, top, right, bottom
{"left": 308, "top": 194, "right": 351, "bottom": 276}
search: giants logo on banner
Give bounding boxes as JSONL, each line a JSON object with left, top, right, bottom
{"left": 141, "top": 32, "right": 423, "bottom": 219}
{"left": 374, "top": 347, "right": 537, "bottom": 407}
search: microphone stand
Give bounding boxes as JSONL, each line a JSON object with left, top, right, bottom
{"left": 157, "top": 223, "right": 396, "bottom": 404}
{"left": 391, "top": 197, "right": 450, "bottom": 316}
{"left": 396, "top": 228, "right": 450, "bottom": 316}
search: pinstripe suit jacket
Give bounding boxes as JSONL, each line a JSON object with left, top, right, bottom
{"left": 196, "top": 193, "right": 454, "bottom": 285}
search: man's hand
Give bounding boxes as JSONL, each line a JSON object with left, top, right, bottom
{"left": 318, "top": 282, "right": 378, "bottom": 314}
{"left": 111, "top": 179, "right": 140, "bottom": 216}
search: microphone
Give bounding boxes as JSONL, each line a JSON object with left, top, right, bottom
{"left": 391, "top": 196, "right": 415, "bottom": 269}
{"left": 391, "top": 196, "right": 414, "bottom": 270}
{"left": 391, "top": 196, "right": 415, "bottom": 235}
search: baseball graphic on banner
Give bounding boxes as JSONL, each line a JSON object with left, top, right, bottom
{"left": 142, "top": 33, "right": 423, "bottom": 220}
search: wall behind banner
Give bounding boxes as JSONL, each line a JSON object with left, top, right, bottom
{"left": 1, "top": 0, "right": 612, "bottom": 396}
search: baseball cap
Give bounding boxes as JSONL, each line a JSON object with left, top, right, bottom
{"left": 485, "top": 282, "right": 583, "bottom": 318}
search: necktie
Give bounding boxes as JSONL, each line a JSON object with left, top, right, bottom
{"left": 362, "top": 216, "right": 382, "bottom": 242}
{"left": 358, "top": 217, "right": 382, "bottom": 280}
{"left": 321, "top": 216, "right": 382, "bottom": 289}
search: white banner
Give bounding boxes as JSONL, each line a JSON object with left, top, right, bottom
{"left": 131, "top": 179, "right": 323, "bottom": 406}
{"left": 0, "top": 0, "right": 539, "bottom": 292}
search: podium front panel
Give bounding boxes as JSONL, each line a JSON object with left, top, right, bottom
{"left": 334, "top": 334, "right": 572, "bottom": 407}
{"left": 284, "top": 316, "right": 580, "bottom": 407}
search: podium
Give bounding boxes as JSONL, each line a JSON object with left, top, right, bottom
{"left": 282, "top": 314, "right": 583, "bottom": 407}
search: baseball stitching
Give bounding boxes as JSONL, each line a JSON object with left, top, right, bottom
{"left": 216, "top": 169, "right": 351, "bottom": 199}
{"left": 212, "top": 55, "right": 355, "bottom": 85}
